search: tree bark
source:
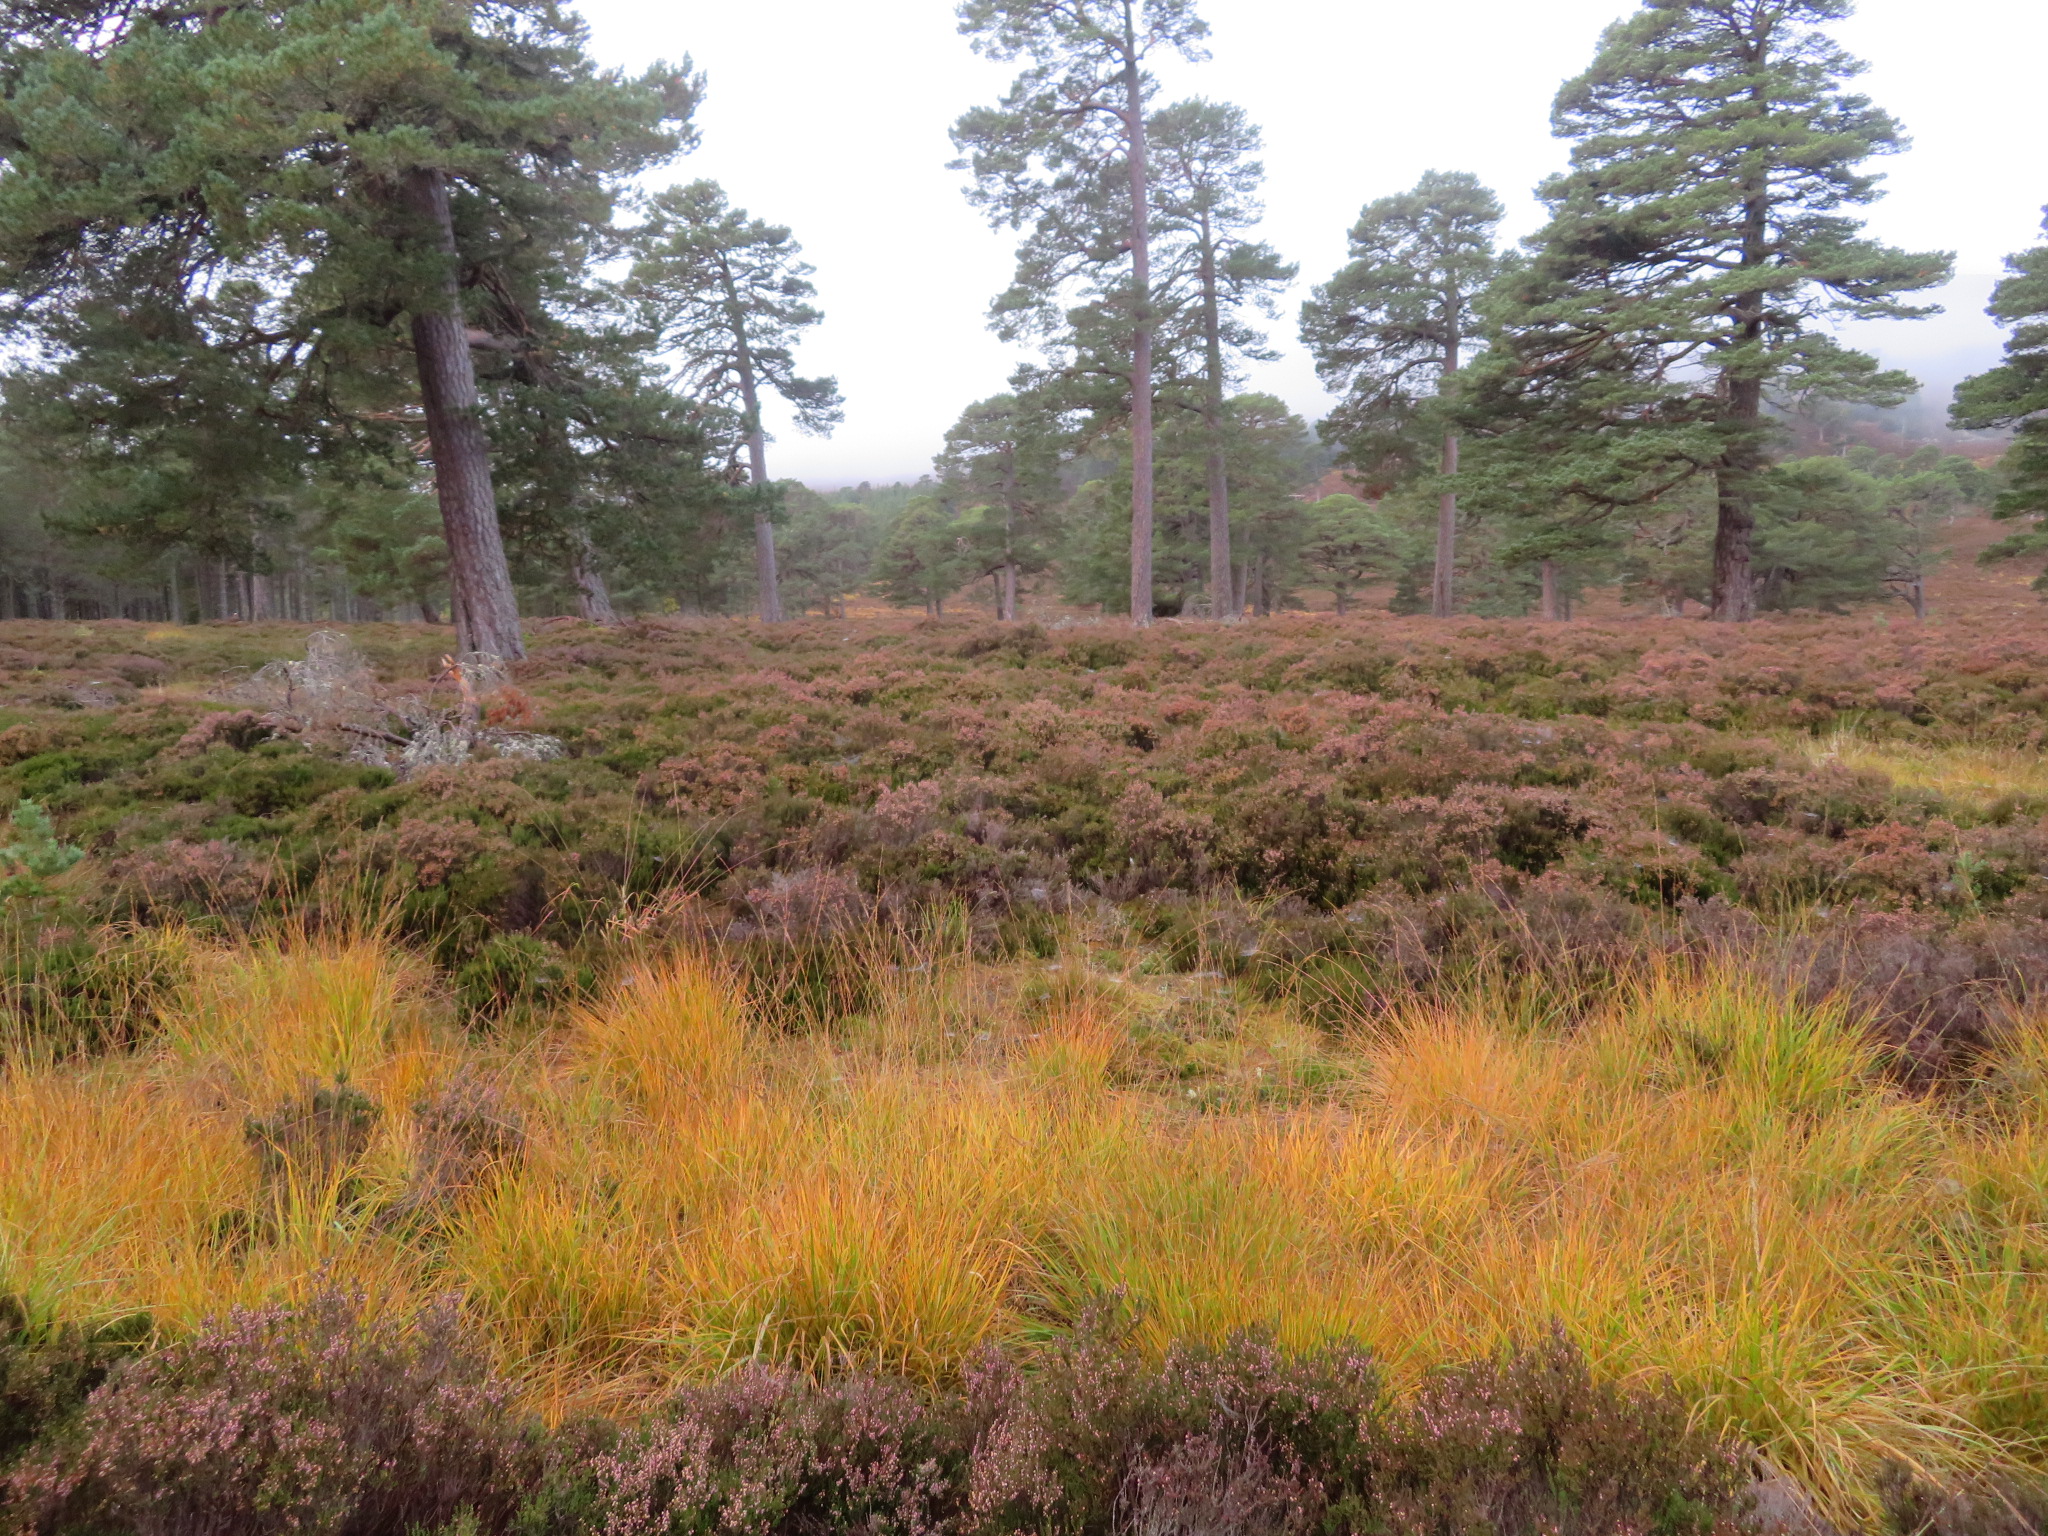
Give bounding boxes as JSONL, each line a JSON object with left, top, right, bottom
{"left": 1540, "top": 559, "right": 1559, "bottom": 621}
{"left": 402, "top": 166, "right": 525, "bottom": 659}
{"left": 718, "top": 256, "right": 784, "bottom": 624}
{"left": 1000, "top": 562, "right": 1018, "bottom": 622}
{"left": 1199, "top": 209, "right": 1234, "bottom": 623}
{"left": 748, "top": 442, "right": 783, "bottom": 624}
{"left": 1709, "top": 385, "right": 1760, "bottom": 623}
{"left": 1431, "top": 324, "right": 1462, "bottom": 619}
{"left": 1710, "top": 162, "right": 1770, "bottom": 624}
{"left": 570, "top": 528, "right": 619, "bottom": 625}
{"left": 1123, "top": 10, "right": 1154, "bottom": 629}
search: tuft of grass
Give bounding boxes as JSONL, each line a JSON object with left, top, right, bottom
{"left": 1805, "top": 725, "right": 2048, "bottom": 808}
{"left": 2, "top": 930, "right": 2045, "bottom": 1520}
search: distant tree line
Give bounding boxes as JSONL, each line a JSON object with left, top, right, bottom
{"left": 0, "top": 0, "right": 2035, "bottom": 633}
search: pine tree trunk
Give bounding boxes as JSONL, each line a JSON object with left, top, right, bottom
{"left": 1540, "top": 560, "right": 1559, "bottom": 621}
{"left": 1431, "top": 326, "right": 1462, "bottom": 619}
{"left": 747, "top": 426, "right": 782, "bottom": 624}
{"left": 1334, "top": 584, "right": 1349, "bottom": 617}
{"left": 570, "top": 529, "right": 619, "bottom": 625}
{"left": 1001, "top": 562, "right": 1018, "bottom": 622}
{"left": 402, "top": 166, "right": 525, "bottom": 660}
{"left": 1910, "top": 578, "right": 1926, "bottom": 621}
{"left": 1709, "top": 411, "right": 1759, "bottom": 623}
{"left": 1199, "top": 212, "right": 1234, "bottom": 623}
{"left": 1123, "top": 21, "right": 1154, "bottom": 629}
{"left": 1710, "top": 180, "right": 1769, "bottom": 624}
{"left": 719, "top": 258, "right": 784, "bottom": 625}
{"left": 250, "top": 570, "right": 272, "bottom": 622}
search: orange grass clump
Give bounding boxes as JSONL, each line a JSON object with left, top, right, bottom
{"left": 3, "top": 931, "right": 2045, "bottom": 1521}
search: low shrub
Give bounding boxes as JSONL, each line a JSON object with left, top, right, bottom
{"left": 5, "top": 1288, "right": 540, "bottom": 1536}
{"left": 582, "top": 1320, "right": 1746, "bottom": 1536}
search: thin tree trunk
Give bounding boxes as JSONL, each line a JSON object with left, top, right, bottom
{"left": 748, "top": 436, "right": 782, "bottom": 624}
{"left": 1710, "top": 167, "right": 1770, "bottom": 624}
{"left": 167, "top": 563, "right": 184, "bottom": 624}
{"left": 1910, "top": 578, "right": 1926, "bottom": 621}
{"left": 570, "top": 529, "right": 619, "bottom": 625}
{"left": 402, "top": 166, "right": 525, "bottom": 660}
{"left": 1199, "top": 210, "right": 1233, "bottom": 623}
{"left": 250, "top": 570, "right": 272, "bottom": 622}
{"left": 1124, "top": 17, "right": 1154, "bottom": 629}
{"left": 1540, "top": 560, "right": 1559, "bottom": 621}
{"left": 1001, "top": 562, "right": 1018, "bottom": 622}
{"left": 1431, "top": 323, "right": 1462, "bottom": 619}
{"left": 1710, "top": 389, "right": 1760, "bottom": 623}
{"left": 1334, "top": 584, "right": 1349, "bottom": 616}
{"left": 718, "top": 257, "right": 784, "bottom": 624}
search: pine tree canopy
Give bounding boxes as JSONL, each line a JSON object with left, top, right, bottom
{"left": 1952, "top": 208, "right": 2048, "bottom": 584}
{"left": 1302, "top": 170, "right": 1505, "bottom": 483}
{"left": 1467, "top": 0, "right": 1951, "bottom": 621}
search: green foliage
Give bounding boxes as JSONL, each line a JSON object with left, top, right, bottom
{"left": 870, "top": 498, "right": 972, "bottom": 614}
{"left": 0, "top": 799, "right": 82, "bottom": 899}
{"left": 777, "top": 490, "right": 879, "bottom": 618}
{"left": 1061, "top": 393, "right": 1315, "bottom": 614}
{"left": 1952, "top": 208, "right": 2048, "bottom": 587}
{"left": 628, "top": 180, "right": 844, "bottom": 457}
{"left": 0, "top": 0, "right": 699, "bottom": 607}
{"left": 1467, "top": 0, "right": 1950, "bottom": 620}
{"left": 936, "top": 394, "right": 1065, "bottom": 608}
{"left": 454, "top": 933, "right": 577, "bottom": 1023}
{"left": 1296, "top": 496, "right": 1414, "bottom": 614}
{"left": 1302, "top": 170, "right": 1506, "bottom": 484}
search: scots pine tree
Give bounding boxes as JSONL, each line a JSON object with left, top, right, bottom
{"left": 1472, "top": 0, "right": 1947, "bottom": 622}
{"left": 1301, "top": 171, "right": 1505, "bottom": 618}
{"left": 0, "top": 0, "right": 698, "bottom": 658}
{"left": 627, "top": 180, "right": 843, "bottom": 624}
{"left": 953, "top": 0, "right": 1210, "bottom": 626}
{"left": 1952, "top": 209, "right": 2048, "bottom": 586}
{"left": 1148, "top": 99, "right": 1294, "bottom": 620}
{"left": 935, "top": 394, "right": 1063, "bottom": 620}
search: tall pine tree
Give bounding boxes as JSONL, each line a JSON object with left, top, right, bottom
{"left": 1301, "top": 171, "right": 1504, "bottom": 618}
{"left": 1148, "top": 99, "right": 1293, "bottom": 621}
{"left": 0, "top": 0, "right": 697, "bottom": 657}
{"left": 626, "top": 180, "right": 843, "bottom": 625}
{"left": 953, "top": 0, "right": 1209, "bottom": 626}
{"left": 935, "top": 394, "right": 1063, "bottom": 620}
{"left": 1471, "top": 0, "right": 1947, "bottom": 621}
{"left": 1952, "top": 208, "right": 2048, "bottom": 586}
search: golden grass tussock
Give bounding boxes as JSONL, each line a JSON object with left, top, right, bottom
{"left": 1805, "top": 724, "right": 2048, "bottom": 807}
{"left": 3, "top": 930, "right": 2045, "bottom": 1517}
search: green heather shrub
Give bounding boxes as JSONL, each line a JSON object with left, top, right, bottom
{"left": 583, "top": 1319, "right": 1746, "bottom": 1536}
{"left": 0, "top": 1301, "right": 152, "bottom": 1474}
{"left": 0, "top": 1287, "right": 1753, "bottom": 1536}
{"left": 4, "top": 1289, "right": 540, "bottom": 1536}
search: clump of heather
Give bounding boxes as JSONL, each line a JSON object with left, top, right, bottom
{"left": 5, "top": 1288, "right": 537, "bottom": 1536}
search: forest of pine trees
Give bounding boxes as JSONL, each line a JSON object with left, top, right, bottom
{"left": 0, "top": 0, "right": 2034, "bottom": 631}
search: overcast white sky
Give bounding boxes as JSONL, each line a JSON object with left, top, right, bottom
{"left": 572, "top": 0, "right": 2048, "bottom": 487}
